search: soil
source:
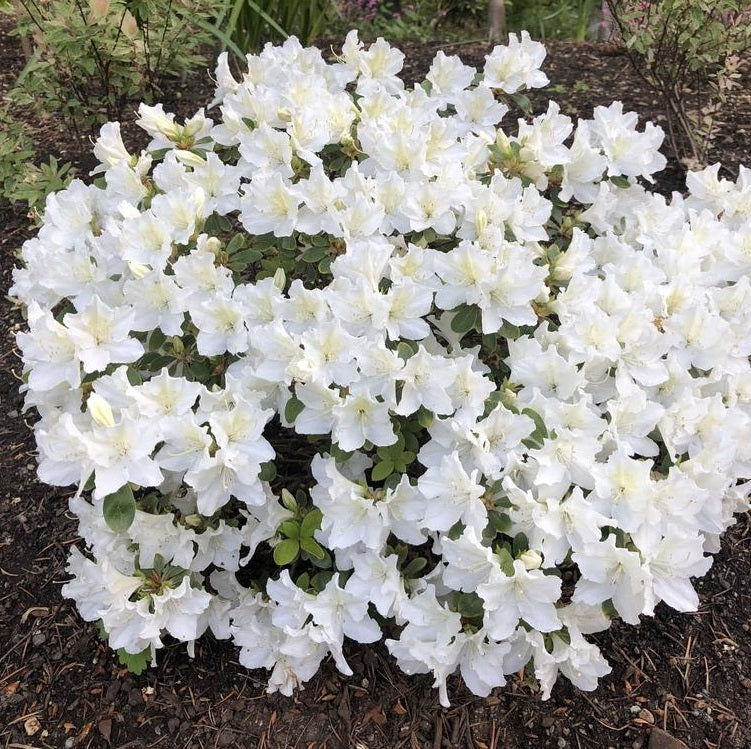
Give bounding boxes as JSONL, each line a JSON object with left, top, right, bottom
{"left": 2, "top": 18, "right": 751, "bottom": 749}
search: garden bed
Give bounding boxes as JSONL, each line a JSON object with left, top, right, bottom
{"left": 1, "top": 18, "right": 751, "bottom": 749}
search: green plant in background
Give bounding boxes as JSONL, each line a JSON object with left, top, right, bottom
{"left": 8, "top": 0, "right": 218, "bottom": 132}
{"left": 211, "top": 0, "right": 333, "bottom": 57}
{"left": 506, "top": 0, "right": 598, "bottom": 41}
{"left": 333, "top": 0, "right": 488, "bottom": 43}
{"left": 606, "top": 0, "right": 751, "bottom": 167}
{"left": 0, "top": 109, "right": 75, "bottom": 215}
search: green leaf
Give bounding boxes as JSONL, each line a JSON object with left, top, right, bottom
{"left": 284, "top": 395, "right": 305, "bottom": 423}
{"left": 117, "top": 646, "right": 151, "bottom": 675}
{"left": 273, "top": 538, "right": 300, "bottom": 566}
{"left": 301, "top": 244, "right": 329, "bottom": 262}
{"left": 102, "top": 485, "right": 136, "bottom": 533}
{"left": 311, "top": 570, "right": 334, "bottom": 590}
{"left": 396, "top": 341, "right": 417, "bottom": 361}
{"left": 456, "top": 591, "right": 485, "bottom": 619}
{"left": 279, "top": 520, "right": 300, "bottom": 539}
{"left": 280, "top": 488, "right": 298, "bottom": 512}
{"left": 610, "top": 175, "right": 631, "bottom": 189}
{"left": 225, "top": 234, "right": 246, "bottom": 254}
{"left": 228, "top": 247, "right": 263, "bottom": 270}
{"left": 450, "top": 304, "right": 479, "bottom": 334}
{"left": 417, "top": 406, "right": 433, "bottom": 429}
{"left": 259, "top": 461, "right": 276, "bottom": 482}
{"left": 402, "top": 556, "right": 428, "bottom": 578}
{"left": 300, "top": 536, "right": 326, "bottom": 560}
{"left": 487, "top": 510, "right": 512, "bottom": 535}
{"left": 300, "top": 507, "right": 323, "bottom": 538}
{"left": 521, "top": 407, "right": 548, "bottom": 444}
{"left": 371, "top": 460, "right": 394, "bottom": 482}
{"left": 509, "top": 92, "right": 532, "bottom": 115}
{"left": 512, "top": 532, "right": 529, "bottom": 556}
{"left": 496, "top": 546, "right": 515, "bottom": 576}
{"left": 125, "top": 367, "right": 143, "bottom": 386}
{"left": 499, "top": 321, "right": 521, "bottom": 340}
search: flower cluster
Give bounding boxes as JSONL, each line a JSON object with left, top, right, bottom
{"left": 11, "top": 30, "right": 751, "bottom": 704}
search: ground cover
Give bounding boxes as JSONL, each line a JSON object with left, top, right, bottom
{"left": 1, "top": 19, "right": 750, "bottom": 749}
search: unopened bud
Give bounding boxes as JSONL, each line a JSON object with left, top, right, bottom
{"left": 273, "top": 266, "right": 286, "bottom": 291}
{"left": 475, "top": 208, "right": 488, "bottom": 237}
{"left": 183, "top": 514, "right": 203, "bottom": 528}
{"left": 174, "top": 149, "right": 205, "bottom": 168}
{"left": 204, "top": 236, "right": 222, "bottom": 257}
{"left": 88, "top": 393, "right": 116, "bottom": 428}
{"left": 127, "top": 260, "right": 151, "bottom": 279}
{"left": 519, "top": 549, "right": 542, "bottom": 570}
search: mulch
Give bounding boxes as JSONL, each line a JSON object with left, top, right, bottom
{"left": 1, "top": 18, "right": 750, "bottom": 749}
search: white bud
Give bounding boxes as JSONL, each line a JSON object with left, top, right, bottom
{"left": 273, "top": 266, "right": 286, "bottom": 291}
{"left": 127, "top": 260, "right": 151, "bottom": 279}
{"left": 88, "top": 393, "right": 116, "bottom": 428}
{"left": 519, "top": 549, "right": 542, "bottom": 570}
{"left": 174, "top": 149, "right": 206, "bottom": 168}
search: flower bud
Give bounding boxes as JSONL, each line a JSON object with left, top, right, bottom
{"left": 88, "top": 393, "right": 116, "bottom": 428}
{"left": 519, "top": 549, "right": 542, "bottom": 570}
{"left": 127, "top": 260, "right": 151, "bottom": 279}
{"left": 273, "top": 267, "right": 286, "bottom": 291}
{"left": 174, "top": 149, "right": 206, "bottom": 168}
{"left": 204, "top": 236, "right": 222, "bottom": 257}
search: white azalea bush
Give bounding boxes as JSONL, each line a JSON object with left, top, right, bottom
{"left": 11, "top": 30, "right": 751, "bottom": 704}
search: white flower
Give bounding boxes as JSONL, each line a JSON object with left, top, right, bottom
{"left": 573, "top": 535, "right": 654, "bottom": 624}
{"left": 483, "top": 31, "right": 549, "bottom": 93}
{"left": 417, "top": 451, "right": 486, "bottom": 535}
{"left": 478, "top": 559, "right": 561, "bottom": 640}
{"left": 64, "top": 297, "right": 144, "bottom": 374}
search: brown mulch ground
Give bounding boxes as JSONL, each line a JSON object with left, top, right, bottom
{"left": 2, "top": 18, "right": 751, "bottom": 749}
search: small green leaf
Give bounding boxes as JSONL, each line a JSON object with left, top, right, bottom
{"left": 273, "top": 538, "right": 300, "bottom": 566}
{"left": 117, "top": 646, "right": 151, "bottom": 675}
{"left": 300, "top": 536, "right": 326, "bottom": 560}
{"left": 102, "top": 485, "right": 136, "bottom": 533}
{"left": 301, "top": 244, "right": 329, "bottom": 262}
{"left": 499, "top": 321, "right": 521, "bottom": 340}
{"left": 125, "top": 367, "right": 143, "bottom": 386}
{"left": 371, "top": 460, "right": 394, "bottom": 482}
{"left": 226, "top": 234, "right": 246, "bottom": 254}
{"left": 456, "top": 591, "right": 485, "bottom": 619}
{"left": 259, "top": 461, "right": 276, "bottom": 482}
{"left": 280, "top": 488, "right": 298, "bottom": 513}
{"left": 279, "top": 520, "right": 300, "bottom": 539}
{"left": 512, "top": 532, "right": 529, "bottom": 556}
{"left": 284, "top": 395, "right": 305, "bottom": 423}
{"left": 521, "top": 407, "right": 548, "bottom": 443}
{"left": 300, "top": 507, "right": 323, "bottom": 538}
{"left": 417, "top": 407, "right": 433, "bottom": 429}
{"left": 396, "top": 341, "right": 417, "bottom": 360}
{"left": 610, "top": 175, "right": 631, "bottom": 189}
{"left": 509, "top": 91, "right": 532, "bottom": 114}
{"left": 228, "top": 247, "right": 263, "bottom": 269}
{"left": 496, "top": 546, "right": 515, "bottom": 576}
{"left": 450, "top": 304, "right": 479, "bottom": 334}
{"left": 311, "top": 570, "right": 334, "bottom": 591}
{"left": 402, "top": 556, "right": 428, "bottom": 578}
{"left": 487, "top": 510, "right": 512, "bottom": 535}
